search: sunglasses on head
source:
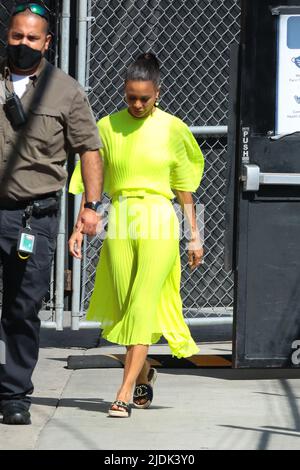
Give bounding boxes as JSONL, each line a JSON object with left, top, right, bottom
{"left": 12, "top": 3, "right": 50, "bottom": 21}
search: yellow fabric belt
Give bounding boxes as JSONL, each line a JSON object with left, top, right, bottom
{"left": 112, "top": 189, "right": 170, "bottom": 200}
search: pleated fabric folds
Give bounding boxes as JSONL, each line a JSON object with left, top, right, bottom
{"left": 86, "top": 194, "right": 199, "bottom": 358}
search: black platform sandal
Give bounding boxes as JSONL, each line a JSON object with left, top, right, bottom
{"left": 133, "top": 368, "right": 157, "bottom": 409}
{"left": 108, "top": 400, "right": 131, "bottom": 418}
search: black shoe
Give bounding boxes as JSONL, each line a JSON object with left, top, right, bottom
{"left": 2, "top": 401, "right": 31, "bottom": 425}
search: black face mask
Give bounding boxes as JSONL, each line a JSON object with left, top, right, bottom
{"left": 7, "top": 44, "right": 42, "bottom": 71}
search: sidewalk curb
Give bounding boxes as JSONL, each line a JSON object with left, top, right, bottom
{"left": 67, "top": 353, "right": 232, "bottom": 369}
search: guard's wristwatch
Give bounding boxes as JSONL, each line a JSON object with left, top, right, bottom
{"left": 84, "top": 201, "right": 101, "bottom": 212}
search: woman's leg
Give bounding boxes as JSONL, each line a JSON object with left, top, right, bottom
{"left": 136, "top": 359, "right": 151, "bottom": 384}
{"left": 124, "top": 346, "right": 133, "bottom": 379}
{"left": 123, "top": 346, "right": 150, "bottom": 384}
{"left": 113, "top": 347, "right": 133, "bottom": 405}
{"left": 133, "top": 358, "right": 152, "bottom": 407}
{"left": 113, "top": 348, "right": 150, "bottom": 408}
{"left": 120, "top": 346, "right": 136, "bottom": 387}
{"left": 111, "top": 344, "right": 149, "bottom": 409}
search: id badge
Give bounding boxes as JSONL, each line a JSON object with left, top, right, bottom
{"left": 17, "top": 228, "right": 37, "bottom": 255}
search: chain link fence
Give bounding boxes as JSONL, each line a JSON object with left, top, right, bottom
{"left": 86, "top": 0, "right": 240, "bottom": 125}
{"left": 0, "top": 0, "right": 240, "bottom": 325}
{"left": 0, "top": 1, "right": 11, "bottom": 49}
{"left": 77, "top": 0, "right": 241, "bottom": 320}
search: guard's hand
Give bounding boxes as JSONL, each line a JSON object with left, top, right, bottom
{"left": 68, "top": 226, "right": 84, "bottom": 259}
{"left": 187, "top": 235, "right": 204, "bottom": 270}
{"left": 79, "top": 208, "right": 100, "bottom": 236}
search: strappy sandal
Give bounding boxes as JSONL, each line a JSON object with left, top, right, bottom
{"left": 108, "top": 400, "right": 131, "bottom": 418}
{"left": 133, "top": 367, "right": 157, "bottom": 409}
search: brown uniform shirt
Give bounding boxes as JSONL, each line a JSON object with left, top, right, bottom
{"left": 0, "top": 57, "right": 102, "bottom": 201}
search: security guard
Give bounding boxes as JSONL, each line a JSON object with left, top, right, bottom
{"left": 0, "top": 3, "right": 103, "bottom": 425}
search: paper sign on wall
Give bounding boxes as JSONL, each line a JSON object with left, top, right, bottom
{"left": 276, "top": 15, "right": 300, "bottom": 134}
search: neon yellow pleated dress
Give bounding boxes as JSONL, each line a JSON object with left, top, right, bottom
{"left": 69, "top": 108, "right": 204, "bottom": 358}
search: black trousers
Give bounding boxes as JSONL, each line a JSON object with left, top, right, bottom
{"left": 0, "top": 207, "right": 59, "bottom": 404}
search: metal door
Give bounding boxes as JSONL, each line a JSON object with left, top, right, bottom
{"left": 226, "top": 0, "right": 300, "bottom": 367}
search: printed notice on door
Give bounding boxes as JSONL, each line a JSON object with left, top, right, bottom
{"left": 276, "top": 15, "right": 300, "bottom": 135}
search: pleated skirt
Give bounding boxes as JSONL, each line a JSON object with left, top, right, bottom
{"left": 86, "top": 192, "right": 199, "bottom": 358}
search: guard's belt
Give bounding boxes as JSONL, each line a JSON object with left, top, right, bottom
{"left": 0, "top": 192, "right": 60, "bottom": 215}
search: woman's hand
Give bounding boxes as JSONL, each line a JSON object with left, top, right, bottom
{"left": 187, "top": 232, "right": 204, "bottom": 270}
{"left": 173, "top": 190, "right": 204, "bottom": 270}
{"left": 69, "top": 224, "right": 84, "bottom": 259}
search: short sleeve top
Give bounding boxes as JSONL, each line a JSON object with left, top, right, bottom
{"left": 0, "top": 58, "right": 101, "bottom": 201}
{"left": 69, "top": 107, "right": 204, "bottom": 199}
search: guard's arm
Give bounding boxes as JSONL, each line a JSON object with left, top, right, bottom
{"left": 79, "top": 150, "right": 103, "bottom": 236}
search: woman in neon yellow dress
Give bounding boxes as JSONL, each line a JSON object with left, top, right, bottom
{"left": 69, "top": 53, "right": 204, "bottom": 418}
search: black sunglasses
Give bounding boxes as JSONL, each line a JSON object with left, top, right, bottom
{"left": 12, "top": 3, "right": 50, "bottom": 21}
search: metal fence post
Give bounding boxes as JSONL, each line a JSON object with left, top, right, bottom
{"left": 53, "top": 0, "right": 71, "bottom": 331}
{"left": 71, "top": 0, "right": 89, "bottom": 330}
